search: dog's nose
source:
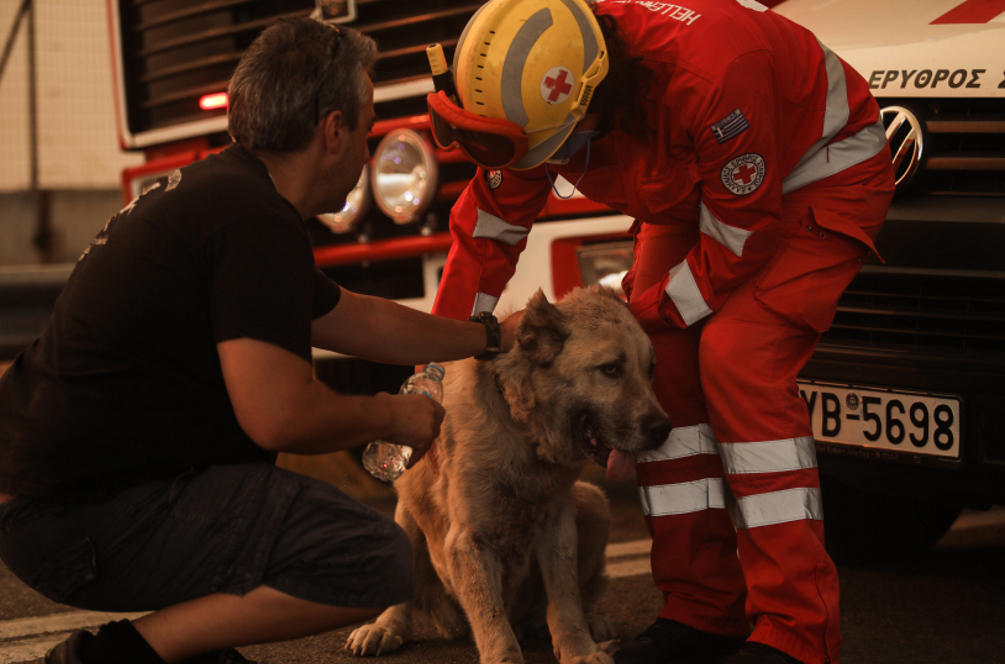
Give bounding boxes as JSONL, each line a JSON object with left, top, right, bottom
{"left": 647, "top": 416, "right": 672, "bottom": 449}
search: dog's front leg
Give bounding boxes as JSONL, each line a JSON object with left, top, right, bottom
{"left": 345, "top": 602, "right": 412, "bottom": 656}
{"left": 446, "top": 528, "right": 524, "bottom": 664}
{"left": 537, "top": 504, "right": 614, "bottom": 664}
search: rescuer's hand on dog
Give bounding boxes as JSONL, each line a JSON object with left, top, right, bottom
{"left": 499, "top": 308, "right": 524, "bottom": 351}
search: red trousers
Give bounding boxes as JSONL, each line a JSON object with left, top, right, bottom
{"left": 628, "top": 155, "right": 894, "bottom": 664}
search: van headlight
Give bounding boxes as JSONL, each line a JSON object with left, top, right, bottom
{"left": 317, "top": 164, "right": 369, "bottom": 234}
{"left": 371, "top": 129, "right": 438, "bottom": 224}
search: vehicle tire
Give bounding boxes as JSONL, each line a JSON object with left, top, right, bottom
{"left": 820, "top": 475, "right": 962, "bottom": 565}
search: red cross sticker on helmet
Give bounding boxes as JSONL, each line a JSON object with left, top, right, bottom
{"left": 542, "top": 67, "right": 575, "bottom": 104}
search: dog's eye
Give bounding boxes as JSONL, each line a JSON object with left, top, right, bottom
{"left": 599, "top": 364, "right": 622, "bottom": 379}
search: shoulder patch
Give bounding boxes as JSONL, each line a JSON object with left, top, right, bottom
{"left": 710, "top": 108, "right": 749, "bottom": 144}
{"left": 720, "top": 153, "right": 765, "bottom": 196}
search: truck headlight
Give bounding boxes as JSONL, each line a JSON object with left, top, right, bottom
{"left": 371, "top": 129, "right": 438, "bottom": 224}
{"left": 317, "top": 164, "right": 369, "bottom": 234}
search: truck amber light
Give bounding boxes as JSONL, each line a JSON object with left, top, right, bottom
{"left": 199, "top": 93, "right": 229, "bottom": 110}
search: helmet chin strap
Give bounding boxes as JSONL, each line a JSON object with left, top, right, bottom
{"left": 545, "top": 133, "right": 593, "bottom": 200}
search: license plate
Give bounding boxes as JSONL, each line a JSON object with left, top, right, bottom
{"left": 797, "top": 381, "right": 962, "bottom": 459}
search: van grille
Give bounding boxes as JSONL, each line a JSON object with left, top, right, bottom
{"left": 822, "top": 271, "right": 1005, "bottom": 355}
{"left": 882, "top": 98, "right": 1005, "bottom": 197}
{"left": 115, "top": 0, "right": 481, "bottom": 138}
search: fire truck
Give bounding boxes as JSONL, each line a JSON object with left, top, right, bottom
{"left": 107, "top": 0, "right": 1004, "bottom": 561}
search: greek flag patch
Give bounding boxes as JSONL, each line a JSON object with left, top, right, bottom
{"left": 710, "top": 109, "right": 749, "bottom": 144}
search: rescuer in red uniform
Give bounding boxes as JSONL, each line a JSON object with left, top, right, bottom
{"left": 425, "top": 1, "right": 896, "bottom": 663}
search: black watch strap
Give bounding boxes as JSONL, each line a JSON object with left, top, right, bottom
{"left": 469, "top": 312, "right": 501, "bottom": 360}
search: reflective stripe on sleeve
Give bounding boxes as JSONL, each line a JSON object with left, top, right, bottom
{"left": 636, "top": 423, "right": 718, "bottom": 464}
{"left": 783, "top": 40, "right": 886, "bottom": 193}
{"left": 471, "top": 293, "right": 499, "bottom": 317}
{"left": 782, "top": 120, "right": 887, "bottom": 194}
{"left": 664, "top": 260, "right": 713, "bottom": 327}
{"left": 472, "top": 209, "right": 531, "bottom": 246}
{"left": 718, "top": 436, "right": 817, "bottom": 475}
{"left": 639, "top": 478, "right": 727, "bottom": 517}
{"left": 699, "top": 202, "right": 752, "bottom": 258}
{"left": 734, "top": 487, "right": 823, "bottom": 529}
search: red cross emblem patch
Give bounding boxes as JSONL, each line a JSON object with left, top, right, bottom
{"left": 720, "top": 153, "right": 766, "bottom": 195}
{"left": 541, "top": 67, "right": 574, "bottom": 105}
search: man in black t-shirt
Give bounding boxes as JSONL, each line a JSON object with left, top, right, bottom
{"left": 0, "top": 17, "right": 515, "bottom": 664}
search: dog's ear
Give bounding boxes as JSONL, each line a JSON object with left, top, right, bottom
{"left": 517, "top": 290, "right": 570, "bottom": 366}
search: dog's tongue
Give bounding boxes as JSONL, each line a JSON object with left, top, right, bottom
{"left": 606, "top": 448, "right": 636, "bottom": 481}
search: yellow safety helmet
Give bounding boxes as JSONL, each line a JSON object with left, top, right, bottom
{"left": 450, "top": 0, "right": 608, "bottom": 170}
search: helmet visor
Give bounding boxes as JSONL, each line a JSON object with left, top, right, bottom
{"left": 427, "top": 91, "right": 529, "bottom": 169}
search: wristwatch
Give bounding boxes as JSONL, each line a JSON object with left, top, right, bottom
{"left": 469, "top": 312, "right": 501, "bottom": 360}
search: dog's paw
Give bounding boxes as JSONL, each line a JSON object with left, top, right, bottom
{"left": 586, "top": 614, "right": 617, "bottom": 643}
{"left": 345, "top": 624, "right": 404, "bottom": 657}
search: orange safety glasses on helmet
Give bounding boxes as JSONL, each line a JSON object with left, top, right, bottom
{"left": 426, "top": 90, "right": 530, "bottom": 170}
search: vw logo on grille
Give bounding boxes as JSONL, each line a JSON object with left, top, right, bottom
{"left": 880, "top": 105, "right": 924, "bottom": 191}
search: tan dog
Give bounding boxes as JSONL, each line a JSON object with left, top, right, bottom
{"left": 346, "top": 286, "right": 671, "bottom": 664}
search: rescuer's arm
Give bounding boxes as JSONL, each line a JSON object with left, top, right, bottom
{"left": 432, "top": 166, "right": 552, "bottom": 320}
{"left": 629, "top": 51, "right": 786, "bottom": 332}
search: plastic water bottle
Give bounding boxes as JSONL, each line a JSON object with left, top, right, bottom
{"left": 361, "top": 363, "right": 445, "bottom": 482}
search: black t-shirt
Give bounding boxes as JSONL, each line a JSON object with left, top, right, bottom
{"left": 0, "top": 145, "right": 341, "bottom": 500}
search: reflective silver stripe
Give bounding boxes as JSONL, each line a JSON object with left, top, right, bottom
{"left": 819, "top": 40, "right": 851, "bottom": 149}
{"left": 664, "top": 260, "right": 713, "bottom": 327}
{"left": 719, "top": 436, "right": 818, "bottom": 475}
{"left": 560, "top": 0, "right": 599, "bottom": 69}
{"left": 699, "top": 202, "right": 752, "bottom": 258}
{"left": 471, "top": 293, "right": 499, "bottom": 317}
{"left": 734, "top": 487, "right": 823, "bottom": 529}
{"left": 782, "top": 120, "right": 887, "bottom": 194}
{"left": 636, "top": 423, "right": 718, "bottom": 464}
{"left": 782, "top": 40, "right": 886, "bottom": 193}
{"left": 501, "top": 9, "right": 551, "bottom": 128}
{"left": 786, "top": 40, "right": 848, "bottom": 185}
{"left": 472, "top": 209, "right": 531, "bottom": 246}
{"left": 639, "top": 478, "right": 727, "bottom": 517}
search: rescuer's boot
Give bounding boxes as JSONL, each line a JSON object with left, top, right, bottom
{"left": 614, "top": 618, "right": 747, "bottom": 664}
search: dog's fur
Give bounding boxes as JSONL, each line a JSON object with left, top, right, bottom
{"left": 346, "top": 286, "right": 671, "bottom": 664}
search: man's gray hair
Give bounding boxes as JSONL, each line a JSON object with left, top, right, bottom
{"left": 228, "top": 17, "right": 377, "bottom": 152}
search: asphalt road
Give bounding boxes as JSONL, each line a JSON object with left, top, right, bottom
{"left": 2, "top": 471, "right": 1004, "bottom": 664}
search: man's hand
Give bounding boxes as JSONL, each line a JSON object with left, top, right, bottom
{"left": 379, "top": 392, "right": 445, "bottom": 466}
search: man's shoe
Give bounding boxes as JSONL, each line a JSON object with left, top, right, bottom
{"left": 34, "top": 631, "right": 92, "bottom": 664}
{"left": 718, "top": 642, "right": 803, "bottom": 664}
{"left": 614, "top": 618, "right": 747, "bottom": 664}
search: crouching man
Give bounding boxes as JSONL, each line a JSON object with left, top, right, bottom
{"left": 0, "top": 16, "right": 513, "bottom": 664}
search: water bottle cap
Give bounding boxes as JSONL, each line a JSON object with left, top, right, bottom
{"left": 425, "top": 363, "right": 445, "bottom": 380}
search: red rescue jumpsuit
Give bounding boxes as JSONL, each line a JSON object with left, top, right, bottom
{"left": 431, "top": 2, "right": 895, "bottom": 663}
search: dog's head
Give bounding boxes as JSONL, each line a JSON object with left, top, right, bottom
{"left": 493, "top": 286, "right": 672, "bottom": 469}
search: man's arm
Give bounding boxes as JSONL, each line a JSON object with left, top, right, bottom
{"left": 218, "top": 337, "right": 444, "bottom": 455}
{"left": 311, "top": 288, "right": 517, "bottom": 364}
